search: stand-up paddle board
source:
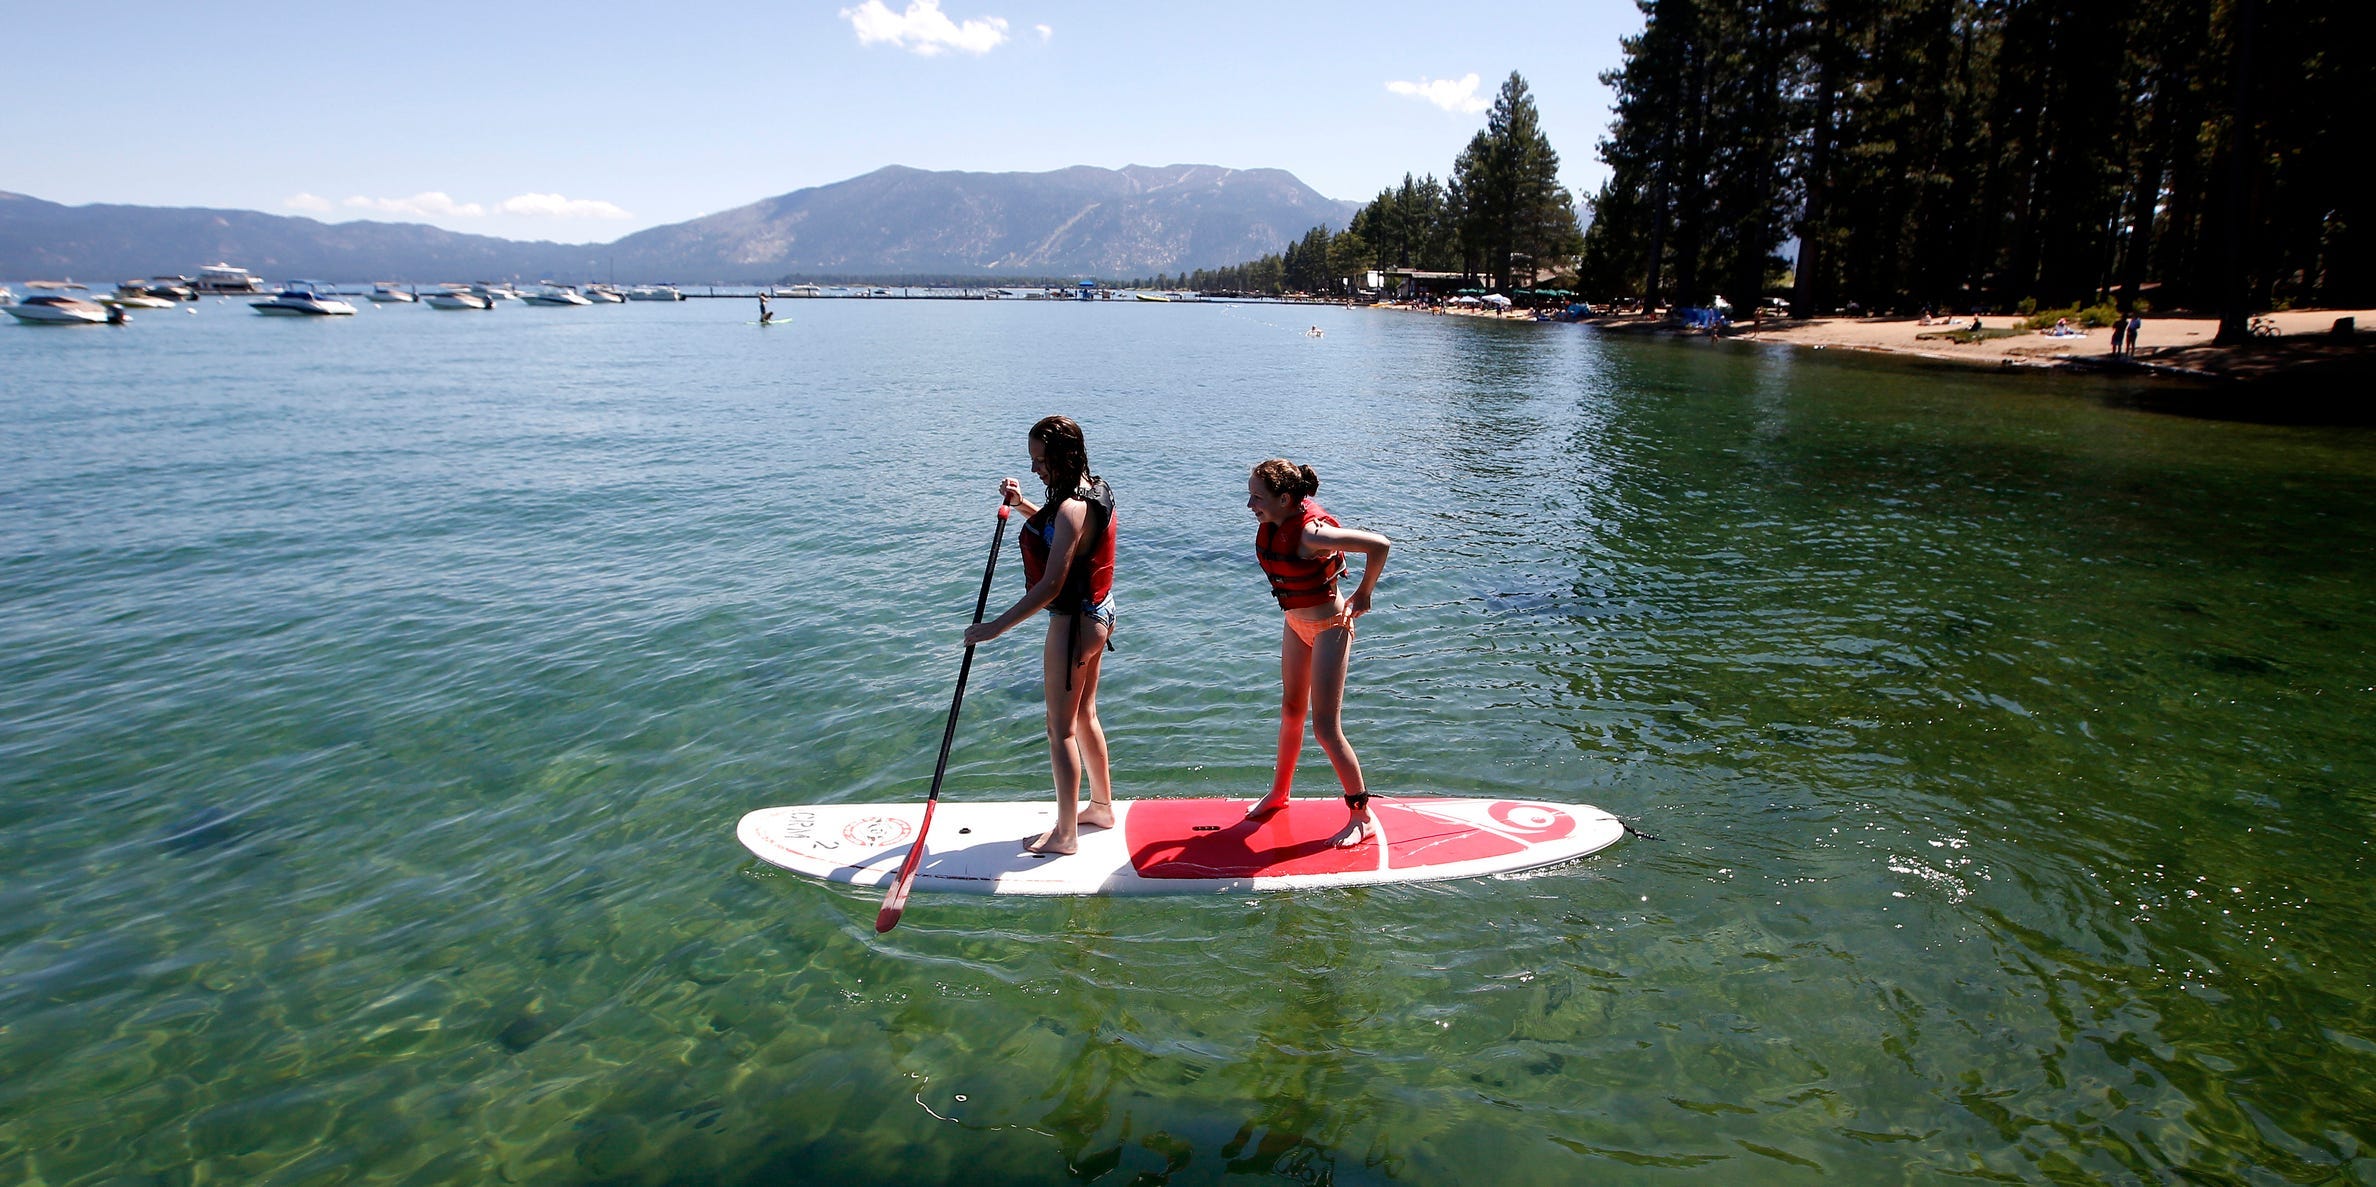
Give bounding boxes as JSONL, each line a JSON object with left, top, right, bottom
{"left": 737, "top": 796, "right": 1624, "bottom": 896}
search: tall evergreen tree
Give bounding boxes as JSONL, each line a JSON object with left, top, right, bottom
{"left": 1452, "top": 73, "right": 1586, "bottom": 290}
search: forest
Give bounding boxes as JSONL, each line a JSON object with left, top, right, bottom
{"left": 1163, "top": 1, "right": 2364, "bottom": 343}
{"left": 1581, "top": 0, "right": 2367, "bottom": 339}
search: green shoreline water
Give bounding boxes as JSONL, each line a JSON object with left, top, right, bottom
{"left": 2, "top": 299, "right": 2372, "bottom": 1184}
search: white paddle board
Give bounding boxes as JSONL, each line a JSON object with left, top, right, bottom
{"left": 737, "top": 796, "right": 1624, "bottom": 896}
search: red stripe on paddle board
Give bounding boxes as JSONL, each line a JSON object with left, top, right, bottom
{"left": 1126, "top": 798, "right": 1528, "bottom": 879}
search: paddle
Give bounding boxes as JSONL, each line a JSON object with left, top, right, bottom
{"left": 876, "top": 504, "right": 1011, "bottom": 934}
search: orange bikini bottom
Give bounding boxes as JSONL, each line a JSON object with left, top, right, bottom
{"left": 1285, "top": 609, "right": 1353, "bottom": 647}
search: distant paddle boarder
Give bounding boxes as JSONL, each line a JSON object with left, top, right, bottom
{"left": 962, "top": 416, "right": 1119, "bottom": 855}
{"left": 1243, "top": 458, "right": 1391, "bottom": 847}
{"left": 758, "top": 292, "right": 773, "bottom": 325}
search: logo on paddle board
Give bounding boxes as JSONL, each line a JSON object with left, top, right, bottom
{"left": 843, "top": 816, "right": 913, "bottom": 847}
{"left": 1488, "top": 802, "right": 1576, "bottom": 841}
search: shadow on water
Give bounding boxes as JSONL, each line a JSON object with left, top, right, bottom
{"left": 2094, "top": 374, "right": 2376, "bottom": 427}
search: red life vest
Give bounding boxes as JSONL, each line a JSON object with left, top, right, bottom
{"left": 1256, "top": 500, "right": 1344, "bottom": 609}
{"left": 1020, "top": 478, "right": 1115, "bottom": 613}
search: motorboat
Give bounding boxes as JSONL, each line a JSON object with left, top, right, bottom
{"left": 626, "top": 285, "right": 682, "bottom": 301}
{"left": 104, "top": 283, "right": 176, "bottom": 309}
{"left": 582, "top": 284, "right": 626, "bottom": 304}
{"left": 251, "top": 282, "right": 357, "bottom": 316}
{"left": 141, "top": 276, "right": 197, "bottom": 300}
{"left": 368, "top": 283, "right": 418, "bottom": 303}
{"left": 423, "top": 288, "right": 492, "bottom": 310}
{"left": 0, "top": 286, "right": 14, "bottom": 306}
{"left": 521, "top": 284, "right": 592, "bottom": 306}
{"left": 194, "top": 262, "right": 266, "bottom": 294}
{"left": 7, "top": 295, "right": 115, "bottom": 325}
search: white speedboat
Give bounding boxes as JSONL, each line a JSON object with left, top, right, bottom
{"left": 522, "top": 285, "right": 592, "bottom": 306}
{"left": 626, "top": 285, "right": 682, "bottom": 301}
{"left": 424, "top": 287, "right": 492, "bottom": 310}
{"left": 582, "top": 284, "right": 626, "bottom": 304}
{"left": 368, "top": 283, "right": 418, "bottom": 303}
{"left": 106, "top": 283, "right": 176, "bottom": 309}
{"left": 0, "top": 286, "right": 17, "bottom": 306}
{"left": 142, "top": 276, "right": 197, "bottom": 301}
{"left": 7, "top": 295, "right": 114, "bottom": 324}
{"left": 251, "top": 282, "right": 357, "bottom": 316}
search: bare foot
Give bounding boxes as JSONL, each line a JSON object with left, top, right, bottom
{"left": 1080, "top": 800, "right": 1116, "bottom": 830}
{"left": 1025, "top": 828, "right": 1078, "bottom": 855}
{"left": 1244, "top": 794, "right": 1290, "bottom": 822}
{"left": 1330, "top": 816, "right": 1376, "bottom": 849}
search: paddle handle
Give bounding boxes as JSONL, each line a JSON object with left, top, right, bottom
{"left": 877, "top": 505, "right": 1009, "bottom": 934}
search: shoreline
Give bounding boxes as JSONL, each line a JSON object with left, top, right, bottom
{"left": 1376, "top": 301, "right": 2375, "bottom": 421}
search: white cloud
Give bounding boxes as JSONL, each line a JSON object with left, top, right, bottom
{"left": 343, "top": 191, "right": 487, "bottom": 219}
{"left": 284, "top": 192, "right": 334, "bottom": 213}
{"left": 495, "top": 193, "right": 633, "bottom": 220}
{"left": 1035, "top": 23, "right": 1052, "bottom": 41}
{"left": 841, "top": 0, "right": 1009, "bottom": 56}
{"left": 1386, "top": 73, "right": 1490, "bottom": 115}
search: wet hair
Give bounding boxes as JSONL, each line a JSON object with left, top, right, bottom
{"left": 1031, "top": 416, "right": 1093, "bottom": 502}
{"left": 1251, "top": 457, "right": 1319, "bottom": 501}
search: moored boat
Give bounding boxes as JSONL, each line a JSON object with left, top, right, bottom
{"left": 582, "top": 284, "right": 626, "bottom": 304}
{"left": 625, "top": 285, "right": 682, "bottom": 301}
{"left": 194, "top": 262, "right": 266, "bottom": 294}
{"left": 424, "top": 286, "right": 493, "bottom": 310}
{"left": 105, "top": 283, "right": 176, "bottom": 309}
{"left": 521, "top": 284, "right": 592, "bottom": 306}
{"left": 6, "top": 295, "right": 115, "bottom": 325}
{"left": 368, "top": 283, "right": 418, "bottom": 303}
{"left": 251, "top": 282, "right": 357, "bottom": 316}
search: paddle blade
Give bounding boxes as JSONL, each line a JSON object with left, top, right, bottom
{"left": 874, "top": 881, "right": 914, "bottom": 933}
{"left": 874, "top": 797, "right": 939, "bottom": 934}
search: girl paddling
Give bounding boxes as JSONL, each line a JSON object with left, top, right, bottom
{"left": 963, "top": 416, "right": 1118, "bottom": 854}
{"left": 1244, "top": 458, "right": 1391, "bottom": 847}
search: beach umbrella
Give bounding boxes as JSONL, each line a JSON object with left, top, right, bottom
{"left": 1481, "top": 293, "right": 1512, "bottom": 307}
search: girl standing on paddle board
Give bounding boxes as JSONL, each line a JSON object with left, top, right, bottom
{"left": 1245, "top": 458, "right": 1391, "bottom": 847}
{"left": 963, "top": 416, "right": 1118, "bottom": 855}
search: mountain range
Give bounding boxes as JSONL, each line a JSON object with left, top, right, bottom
{"left": 0, "top": 165, "right": 1361, "bottom": 284}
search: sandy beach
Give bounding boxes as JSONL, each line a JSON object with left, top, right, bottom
{"left": 1708, "top": 307, "right": 2374, "bottom": 372}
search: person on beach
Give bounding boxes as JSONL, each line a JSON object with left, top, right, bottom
{"left": 962, "top": 416, "right": 1118, "bottom": 854}
{"left": 1242, "top": 458, "right": 1392, "bottom": 847}
{"left": 2109, "top": 314, "right": 2129, "bottom": 355}
{"left": 2126, "top": 313, "right": 2144, "bottom": 355}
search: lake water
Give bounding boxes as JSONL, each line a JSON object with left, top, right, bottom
{"left": 3, "top": 295, "right": 2373, "bottom": 1185}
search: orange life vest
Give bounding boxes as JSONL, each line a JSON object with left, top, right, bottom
{"left": 1256, "top": 501, "right": 1344, "bottom": 609}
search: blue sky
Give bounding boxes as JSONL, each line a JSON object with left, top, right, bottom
{"left": 9, "top": 3, "right": 1642, "bottom": 244}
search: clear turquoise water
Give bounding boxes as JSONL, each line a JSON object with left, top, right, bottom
{"left": 2, "top": 296, "right": 2372, "bottom": 1185}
